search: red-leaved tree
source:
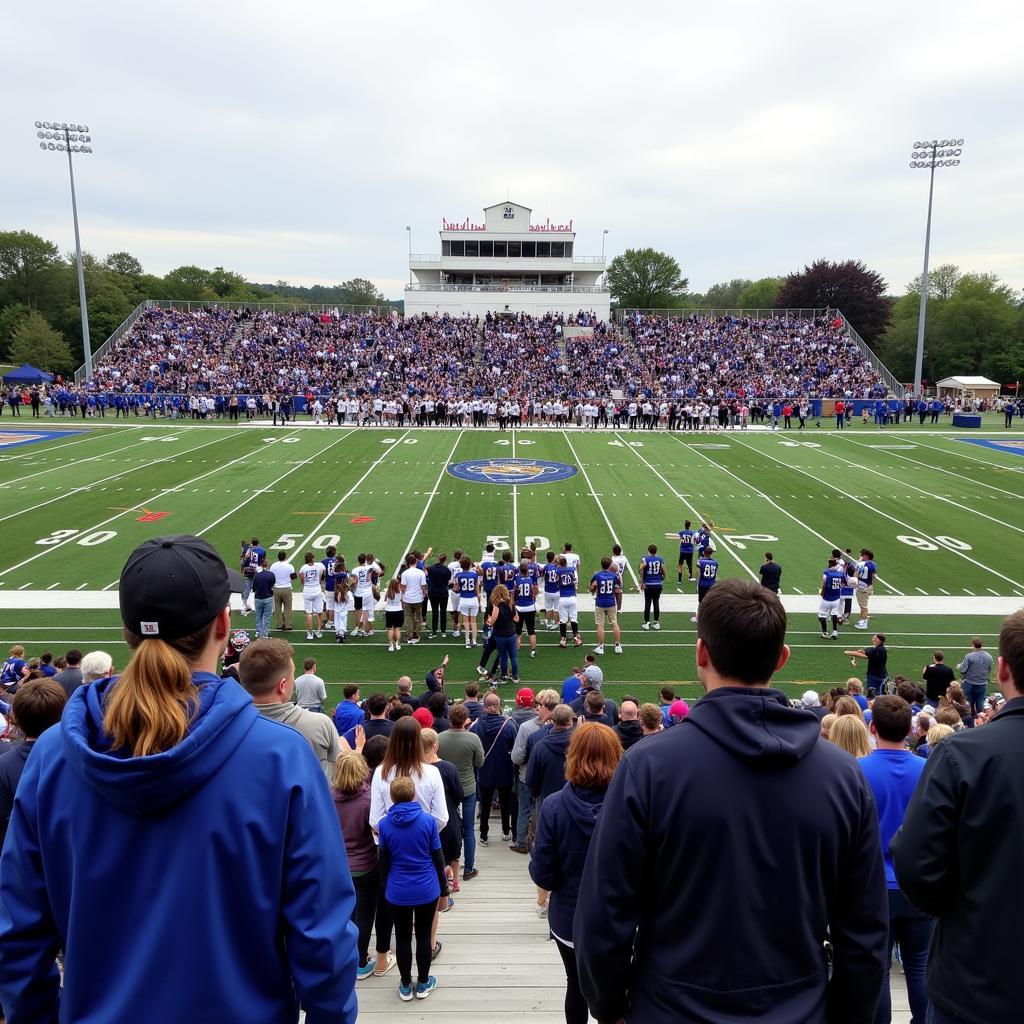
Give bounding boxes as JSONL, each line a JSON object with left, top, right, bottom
{"left": 777, "top": 260, "right": 891, "bottom": 342}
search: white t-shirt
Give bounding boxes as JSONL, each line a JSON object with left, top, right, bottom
{"left": 369, "top": 763, "right": 448, "bottom": 833}
{"left": 611, "top": 554, "right": 627, "bottom": 580}
{"left": 300, "top": 562, "right": 325, "bottom": 594}
{"left": 352, "top": 565, "right": 375, "bottom": 596}
{"left": 270, "top": 561, "right": 295, "bottom": 588}
{"left": 563, "top": 552, "right": 581, "bottom": 570}
{"left": 400, "top": 566, "right": 427, "bottom": 603}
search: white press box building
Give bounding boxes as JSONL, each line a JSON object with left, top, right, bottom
{"left": 405, "top": 201, "right": 610, "bottom": 319}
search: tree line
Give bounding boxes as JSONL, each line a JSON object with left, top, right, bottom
{"left": 605, "top": 248, "right": 1024, "bottom": 385}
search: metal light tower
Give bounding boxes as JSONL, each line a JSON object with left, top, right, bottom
{"left": 601, "top": 228, "right": 609, "bottom": 261}
{"left": 35, "top": 120, "right": 94, "bottom": 379}
{"left": 909, "top": 138, "right": 963, "bottom": 397}
{"left": 405, "top": 225, "right": 412, "bottom": 286}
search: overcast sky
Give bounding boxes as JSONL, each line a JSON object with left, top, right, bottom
{"left": 3, "top": 0, "right": 1021, "bottom": 300}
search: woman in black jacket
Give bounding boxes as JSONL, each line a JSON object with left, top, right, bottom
{"left": 529, "top": 723, "right": 621, "bottom": 1024}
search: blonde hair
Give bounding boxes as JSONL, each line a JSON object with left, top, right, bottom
{"left": 333, "top": 750, "right": 370, "bottom": 792}
{"left": 820, "top": 713, "right": 836, "bottom": 739}
{"left": 833, "top": 695, "right": 865, "bottom": 721}
{"left": 927, "top": 723, "right": 954, "bottom": 748}
{"left": 490, "top": 584, "right": 512, "bottom": 606}
{"left": 829, "top": 715, "right": 872, "bottom": 758}
{"left": 103, "top": 625, "right": 212, "bottom": 757}
{"left": 8, "top": 645, "right": 24, "bottom": 658}
{"left": 420, "top": 727, "right": 439, "bottom": 754}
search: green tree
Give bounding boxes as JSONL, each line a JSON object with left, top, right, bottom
{"left": 88, "top": 281, "right": 135, "bottom": 342}
{"left": 777, "top": 259, "right": 890, "bottom": 341}
{"left": 697, "top": 279, "right": 752, "bottom": 310}
{"left": 104, "top": 252, "right": 144, "bottom": 278}
{"left": 336, "top": 278, "right": 386, "bottom": 306}
{"left": 737, "top": 276, "right": 783, "bottom": 309}
{"left": 0, "top": 302, "right": 30, "bottom": 360}
{"left": 163, "top": 265, "right": 214, "bottom": 301}
{"left": 906, "top": 263, "right": 961, "bottom": 301}
{"left": 0, "top": 230, "right": 62, "bottom": 308}
{"left": 606, "top": 248, "right": 688, "bottom": 310}
{"left": 8, "top": 311, "right": 74, "bottom": 374}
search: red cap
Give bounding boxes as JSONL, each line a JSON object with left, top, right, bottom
{"left": 516, "top": 687, "right": 535, "bottom": 708}
{"left": 412, "top": 707, "right": 434, "bottom": 728}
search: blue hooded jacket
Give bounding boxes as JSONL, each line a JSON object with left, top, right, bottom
{"left": 0, "top": 672, "right": 359, "bottom": 1024}
{"left": 378, "top": 800, "right": 442, "bottom": 906}
{"left": 529, "top": 782, "right": 605, "bottom": 943}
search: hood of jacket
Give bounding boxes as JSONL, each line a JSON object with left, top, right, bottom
{"left": 684, "top": 686, "right": 820, "bottom": 766}
{"left": 60, "top": 672, "right": 260, "bottom": 816}
{"left": 560, "top": 783, "right": 605, "bottom": 837}
{"left": 334, "top": 780, "right": 370, "bottom": 806}
{"left": 387, "top": 799, "right": 424, "bottom": 827}
{"left": 475, "top": 711, "right": 510, "bottom": 740}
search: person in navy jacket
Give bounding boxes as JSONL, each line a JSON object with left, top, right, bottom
{"left": 526, "top": 704, "right": 575, "bottom": 805}
{"left": 575, "top": 579, "right": 887, "bottom": 1024}
{"left": 0, "top": 536, "right": 360, "bottom": 1024}
{"left": 530, "top": 722, "right": 622, "bottom": 1024}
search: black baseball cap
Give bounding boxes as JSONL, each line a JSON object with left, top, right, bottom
{"left": 119, "top": 535, "right": 245, "bottom": 641}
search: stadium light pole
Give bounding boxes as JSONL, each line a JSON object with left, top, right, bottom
{"left": 601, "top": 228, "right": 608, "bottom": 261}
{"left": 35, "top": 120, "right": 94, "bottom": 379}
{"left": 909, "top": 138, "right": 963, "bottom": 397}
{"left": 405, "top": 225, "right": 412, "bottom": 286}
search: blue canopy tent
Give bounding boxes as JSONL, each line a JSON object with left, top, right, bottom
{"left": 2, "top": 364, "right": 55, "bottom": 385}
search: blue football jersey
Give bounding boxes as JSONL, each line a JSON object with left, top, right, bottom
{"left": 697, "top": 558, "right": 719, "bottom": 588}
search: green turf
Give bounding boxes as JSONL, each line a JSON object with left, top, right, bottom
{"left": 1, "top": 418, "right": 1021, "bottom": 694}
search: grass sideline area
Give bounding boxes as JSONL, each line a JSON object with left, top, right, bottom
{"left": 1, "top": 417, "right": 1021, "bottom": 696}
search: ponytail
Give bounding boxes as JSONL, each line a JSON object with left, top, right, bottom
{"left": 103, "top": 624, "right": 212, "bottom": 757}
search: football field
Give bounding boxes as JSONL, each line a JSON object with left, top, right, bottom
{"left": 1, "top": 418, "right": 1022, "bottom": 706}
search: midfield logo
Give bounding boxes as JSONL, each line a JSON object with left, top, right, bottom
{"left": 447, "top": 458, "right": 578, "bottom": 486}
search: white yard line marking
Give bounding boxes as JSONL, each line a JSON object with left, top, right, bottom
{"left": 666, "top": 434, "right": 904, "bottom": 596}
{"left": 562, "top": 431, "right": 641, "bottom": 589}
{"left": 0, "top": 430, "right": 240, "bottom": 525}
{"left": 614, "top": 431, "right": 758, "bottom": 581}
{"left": 819, "top": 440, "right": 1024, "bottom": 535}
{"left": 841, "top": 435, "right": 1024, "bottom": 501}
{"left": 98, "top": 430, "right": 358, "bottom": 591}
{"left": 512, "top": 429, "right": 519, "bottom": 554}
{"left": 0, "top": 425, "right": 146, "bottom": 468}
{"left": 391, "top": 431, "right": 465, "bottom": 574}
{"left": 0, "top": 429, "right": 299, "bottom": 579}
{"left": 908, "top": 436, "right": 1024, "bottom": 475}
{"left": 293, "top": 430, "right": 412, "bottom": 558}
{"left": 730, "top": 434, "right": 1021, "bottom": 590}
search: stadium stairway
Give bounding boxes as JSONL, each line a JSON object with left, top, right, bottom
{"left": 299, "top": 837, "right": 913, "bottom": 1021}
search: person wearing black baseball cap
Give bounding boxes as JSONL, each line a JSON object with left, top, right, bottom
{"left": 0, "top": 536, "right": 360, "bottom": 1024}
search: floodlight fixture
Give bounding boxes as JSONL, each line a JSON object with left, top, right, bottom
{"left": 35, "top": 119, "right": 95, "bottom": 379}
{"left": 908, "top": 137, "right": 964, "bottom": 397}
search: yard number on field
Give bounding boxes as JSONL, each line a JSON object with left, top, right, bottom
{"left": 722, "top": 534, "right": 778, "bottom": 550}
{"left": 897, "top": 535, "right": 972, "bottom": 552}
{"left": 486, "top": 534, "right": 549, "bottom": 553}
{"left": 270, "top": 533, "right": 342, "bottom": 550}
{"left": 36, "top": 529, "right": 118, "bottom": 547}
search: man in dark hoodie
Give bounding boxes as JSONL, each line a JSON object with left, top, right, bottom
{"left": 613, "top": 698, "right": 643, "bottom": 750}
{"left": 575, "top": 579, "right": 887, "bottom": 1024}
{"left": 527, "top": 704, "right": 575, "bottom": 805}
{"left": 470, "top": 693, "right": 518, "bottom": 844}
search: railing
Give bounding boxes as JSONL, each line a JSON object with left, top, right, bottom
{"left": 833, "top": 309, "right": 906, "bottom": 398}
{"left": 74, "top": 301, "right": 147, "bottom": 384}
{"left": 146, "top": 299, "right": 395, "bottom": 315}
{"left": 405, "top": 283, "right": 609, "bottom": 294}
{"left": 408, "top": 254, "right": 442, "bottom": 261}
{"left": 411, "top": 254, "right": 605, "bottom": 265}
{"left": 617, "top": 307, "right": 827, "bottom": 320}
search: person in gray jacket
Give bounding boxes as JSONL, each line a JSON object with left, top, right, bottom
{"left": 238, "top": 639, "right": 340, "bottom": 781}
{"left": 510, "top": 688, "right": 560, "bottom": 853}
{"left": 957, "top": 636, "right": 993, "bottom": 719}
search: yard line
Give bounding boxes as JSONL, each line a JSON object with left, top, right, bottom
{"left": 907, "top": 435, "right": 1024, "bottom": 475}
{"left": 666, "top": 434, "right": 904, "bottom": 595}
{"left": 0, "top": 430, "right": 298, "bottom": 579}
{"left": 390, "top": 430, "right": 465, "bottom": 574}
{"left": 0, "top": 430, "right": 241, "bottom": 525}
{"left": 840, "top": 435, "right": 1024, "bottom": 501}
{"left": 293, "top": 430, "right": 412, "bottom": 558}
{"left": 817, "top": 439, "right": 1024, "bottom": 536}
{"left": 562, "top": 431, "right": 641, "bottom": 589}
{"left": 729, "top": 434, "right": 1021, "bottom": 590}
{"left": 98, "top": 430, "right": 358, "bottom": 591}
{"left": 512, "top": 429, "right": 519, "bottom": 554}
{"left": 0, "top": 425, "right": 145, "bottom": 467}
{"left": 614, "top": 432, "right": 758, "bottom": 581}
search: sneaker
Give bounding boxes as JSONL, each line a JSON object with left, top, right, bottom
{"left": 416, "top": 976, "right": 438, "bottom": 1000}
{"left": 641, "top": 622, "right": 651, "bottom": 631}
{"left": 509, "top": 842, "right": 529, "bottom": 854}
{"left": 306, "top": 632, "right": 314, "bottom": 640}
{"left": 352, "top": 628, "right": 363, "bottom": 638}
{"left": 357, "top": 960, "right": 375, "bottom": 981}
{"left": 831, "top": 630, "right": 839, "bottom": 639}
{"left": 534, "top": 903, "right": 548, "bottom": 918}
{"left": 336, "top": 633, "right": 346, "bottom": 644}
{"left": 373, "top": 954, "right": 396, "bottom": 977}
{"left": 652, "top": 622, "right": 661, "bottom": 631}
{"left": 465, "top": 642, "right": 472, "bottom": 649}
{"left": 530, "top": 649, "right": 536, "bottom": 658}
{"left": 315, "top": 630, "right": 322, "bottom": 639}
{"left": 614, "top": 643, "right": 623, "bottom": 654}
{"left": 593, "top": 645, "right": 605, "bottom": 655}
{"left": 573, "top": 636, "right": 583, "bottom": 647}
{"left": 428, "top": 632, "right": 437, "bottom": 639}
{"left": 477, "top": 665, "right": 489, "bottom": 676}
{"left": 364, "top": 630, "right": 374, "bottom": 637}
{"left": 559, "top": 638, "right": 567, "bottom": 649}
{"left": 690, "top": 615, "right": 699, "bottom": 623}
{"left": 854, "top": 621, "right": 867, "bottom": 630}
{"left": 463, "top": 868, "right": 479, "bottom": 880}
{"left": 388, "top": 642, "right": 395, "bottom": 652}
{"left": 479, "top": 836, "right": 489, "bottom": 847}
{"left": 820, "top": 632, "right": 829, "bottom": 639}
{"left": 511, "top": 677, "right": 519, "bottom": 685}
{"left": 394, "top": 642, "right": 401, "bottom": 651}
{"left": 408, "top": 637, "right": 419, "bottom": 645}
{"left": 399, "top": 982, "right": 414, "bottom": 1002}
{"left": 451, "top": 629, "right": 460, "bottom": 638}
{"left": 501, "top": 831, "right": 512, "bottom": 842}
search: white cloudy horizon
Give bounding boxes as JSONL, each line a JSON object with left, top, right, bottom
{"left": 2, "top": 0, "right": 1021, "bottom": 302}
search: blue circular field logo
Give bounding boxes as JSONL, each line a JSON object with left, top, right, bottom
{"left": 448, "top": 458, "right": 578, "bottom": 486}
